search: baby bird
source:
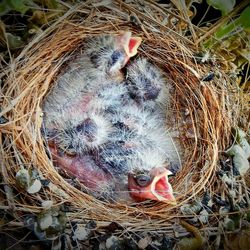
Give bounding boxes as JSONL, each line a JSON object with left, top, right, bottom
{"left": 42, "top": 32, "right": 181, "bottom": 203}
{"left": 91, "top": 124, "right": 179, "bottom": 202}
{"left": 43, "top": 32, "right": 141, "bottom": 152}
{"left": 84, "top": 32, "right": 142, "bottom": 79}
{"left": 126, "top": 58, "right": 169, "bottom": 111}
{"left": 51, "top": 112, "right": 112, "bottom": 155}
{"left": 91, "top": 103, "right": 180, "bottom": 202}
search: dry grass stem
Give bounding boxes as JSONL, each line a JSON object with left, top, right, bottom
{"left": 0, "top": 0, "right": 244, "bottom": 236}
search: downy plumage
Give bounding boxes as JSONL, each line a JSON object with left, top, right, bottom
{"left": 42, "top": 32, "right": 182, "bottom": 202}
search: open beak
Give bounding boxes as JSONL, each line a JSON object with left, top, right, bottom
{"left": 115, "top": 31, "right": 142, "bottom": 58}
{"left": 128, "top": 167, "right": 176, "bottom": 204}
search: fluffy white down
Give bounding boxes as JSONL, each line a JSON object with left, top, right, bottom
{"left": 42, "top": 33, "right": 182, "bottom": 200}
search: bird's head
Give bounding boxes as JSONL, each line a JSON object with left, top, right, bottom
{"left": 126, "top": 151, "right": 176, "bottom": 203}
{"left": 85, "top": 31, "right": 141, "bottom": 78}
{"left": 128, "top": 167, "right": 176, "bottom": 203}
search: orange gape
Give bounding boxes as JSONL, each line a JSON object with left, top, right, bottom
{"left": 128, "top": 168, "right": 176, "bottom": 203}
{"left": 114, "top": 32, "right": 142, "bottom": 68}
{"left": 128, "top": 37, "right": 142, "bottom": 55}
{"left": 115, "top": 32, "right": 141, "bottom": 57}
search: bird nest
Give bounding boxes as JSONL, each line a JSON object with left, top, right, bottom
{"left": 0, "top": 0, "right": 241, "bottom": 242}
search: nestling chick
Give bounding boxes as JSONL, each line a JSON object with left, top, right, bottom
{"left": 52, "top": 112, "right": 112, "bottom": 155}
{"left": 43, "top": 31, "right": 141, "bottom": 150}
{"left": 43, "top": 32, "right": 182, "bottom": 203}
{"left": 126, "top": 58, "right": 169, "bottom": 110}
{"left": 91, "top": 104, "right": 181, "bottom": 202}
{"left": 84, "top": 32, "right": 141, "bottom": 78}
{"left": 49, "top": 145, "right": 115, "bottom": 194}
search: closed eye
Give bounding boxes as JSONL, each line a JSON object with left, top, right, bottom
{"left": 110, "top": 50, "right": 124, "bottom": 66}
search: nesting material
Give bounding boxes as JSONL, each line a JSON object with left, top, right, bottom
{"left": 0, "top": 1, "right": 239, "bottom": 235}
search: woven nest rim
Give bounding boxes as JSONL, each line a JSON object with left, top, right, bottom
{"left": 0, "top": 2, "right": 238, "bottom": 233}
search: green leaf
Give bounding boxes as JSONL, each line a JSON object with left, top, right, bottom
{"left": 28, "top": 10, "right": 59, "bottom": 25}
{"left": 203, "top": 11, "right": 248, "bottom": 49}
{"left": 44, "top": 0, "right": 58, "bottom": 9}
{"left": 38, "top": 211, "right": 53, "bottom": 230}
{"left": 238, "top": 6, "right": 250, "bottom": 30}
{"left": 236, "top": 129, "right": 250, "bottom": 158}
{"left": 223, "top": 217, "right": 235, "bottom": 231}
{"left": 16, "top": 169, "right": 31, "bottom": 189}
{"left": 6, "top": 33, "right": 23, "bottom": 49}
{"left": 41, "top": 200, "right": 53, "bottom": 209}
{"left": 246, "top": 212, "right": 250, "bottom": 221}
{"left": 226, "top": 145, "right": 249, "bottom": 176}
{"left": 27, "top": 179, "right": 42, "bottom": 194}
{"left": 207, "top": 0, "right": 235, "bottom": 16}
{"left": 178, "top": 237, "right": 202, "bottom": 250}
{"left": 8, "top": 0, "right": 30, "bottom": 15}
{"left": 73, "top": 224, "right": 93, "bottom": 241}
{"left": 16, "top": 168, "right": 42, "bottom": 193}
{"left": 180, "top": 200, "right": 202, "bottom": 215}
{"left": 0, "top": 1, "right": 11, "bottom": 16}
{"left": 37, "top": 208, "right": 67, "bottom": 240}
{"left": 229, "top": 212, "right": 241, "bottom": 229}
{"left": 106, "top": 236, "right": 123, "bottom": 250}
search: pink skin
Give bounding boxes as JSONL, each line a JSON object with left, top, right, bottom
{"left": 115, "top": 33, "right": 142, "bottom": 68}
{"left": 66, "top": 95, "right": 93, "bottom": 115}
{"left": 49, "top": 145, "right": 112, "bottom": 190}
{"left": 128, "top": 167, "right": 176, "bottom": 203}
{"left": 115, "top": 33, "right": 141, "bottom": 58}
{"left": 50, "top": 142, "right": 175, "bottom": 202}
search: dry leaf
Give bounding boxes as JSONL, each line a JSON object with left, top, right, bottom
{"left": 138, "top": 236, "right": 152, "bottom": 249}
{"left": 38, "top": 212, "right": 53, "bottom": 230}
{"left": 225, "top": 228, "right": 250, "bottom": 250}
{"left": 27, "top": 179, "right": 42, "bottom": 194}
